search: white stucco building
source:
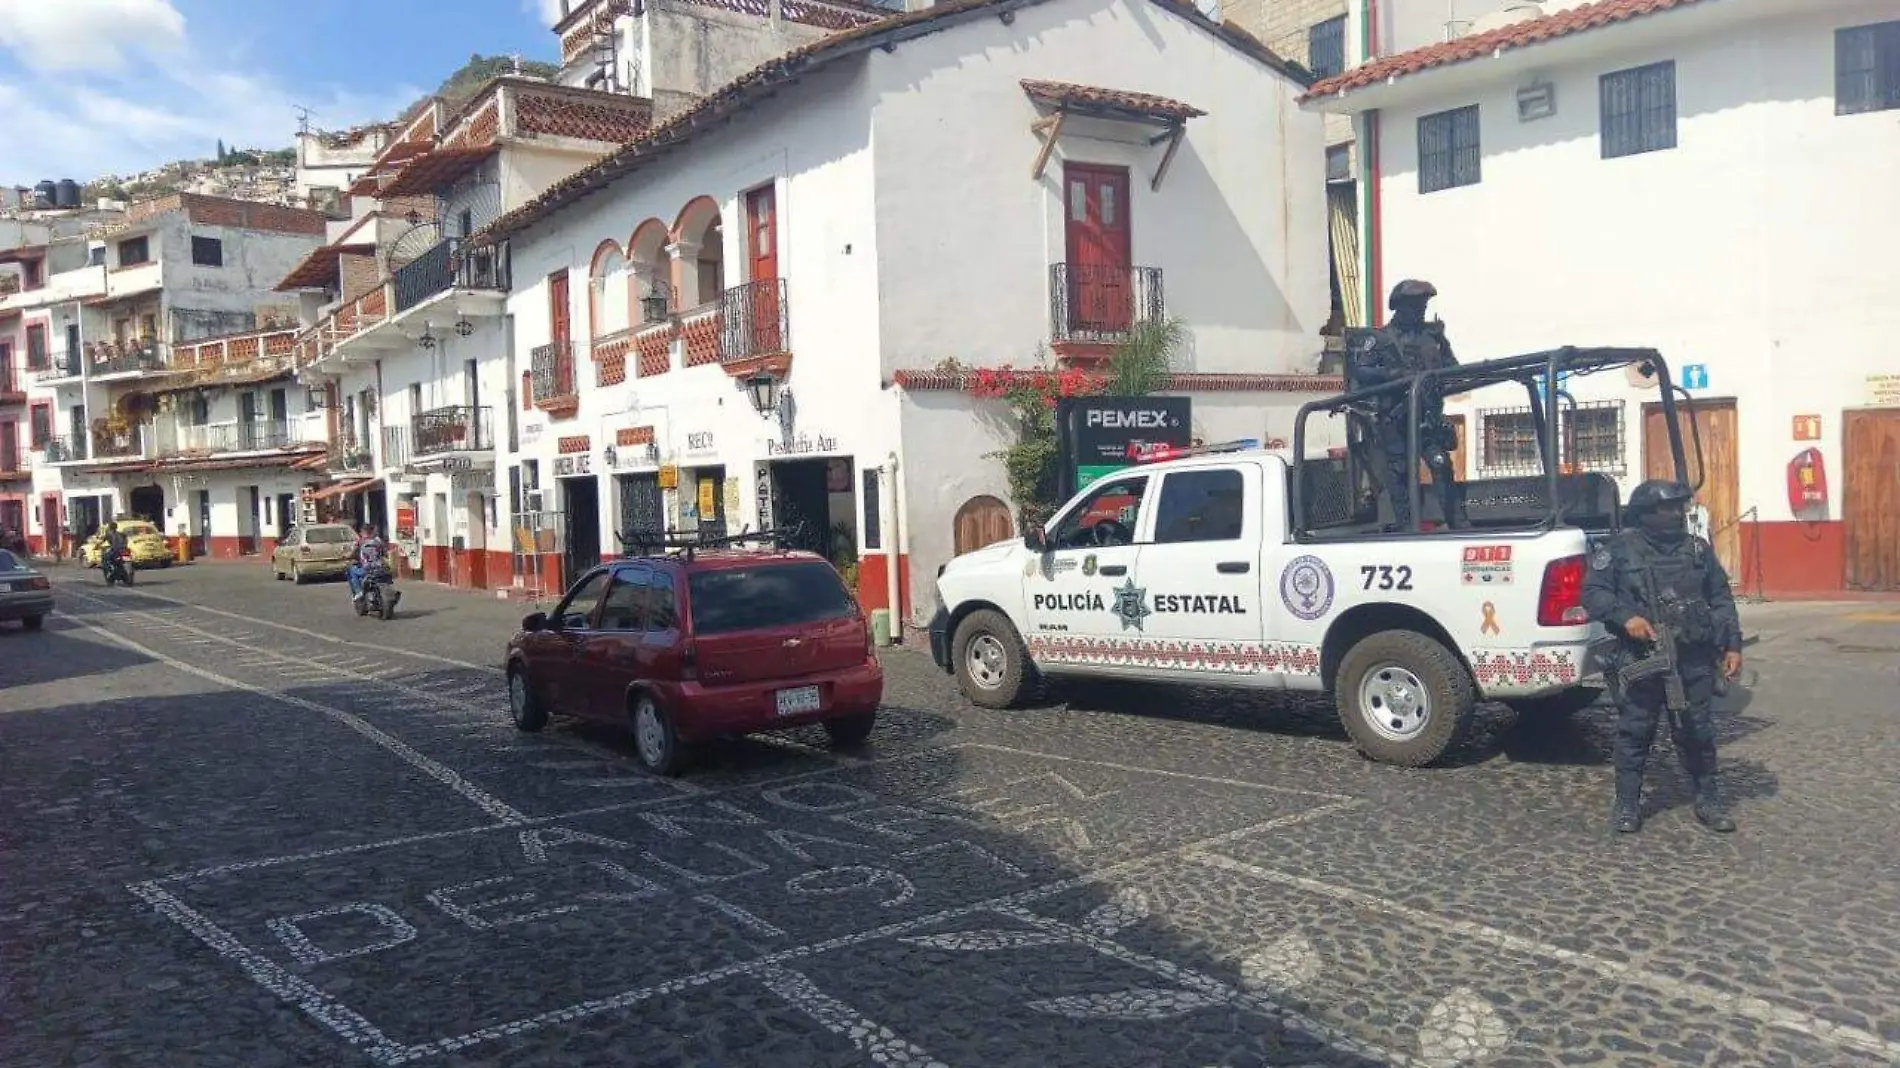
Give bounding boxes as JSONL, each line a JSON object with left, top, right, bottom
{"left": 1304, "top": 0, "right": 1900, "bottom": 596}
{"left": 483, "top": 0, "right": 1338, "bottom": 624}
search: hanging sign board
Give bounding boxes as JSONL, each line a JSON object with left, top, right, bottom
{"left": 1055, "top": 396, "right": 1192, "bottom": 497}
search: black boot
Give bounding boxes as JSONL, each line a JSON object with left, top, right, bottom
{"left": 1693, "top": 779, "right": 1736, "bottom": 833}
{"left": 1611, "top": 772, "right": 1643, "bottom": 834}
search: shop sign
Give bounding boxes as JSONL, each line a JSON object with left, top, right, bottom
{"left": 683, "top": 431, "right": 716, "bottom": 456}
{"left": 765, "top": 432, "right": 839, "bottom": 457}
{"left": 657, "top": 464, "right": 679, "bottom": 490}
{"left": 1867, "top": 373, "right": 1900, "bottom": 407}
{"left": 1056, "top": 396, "right": 1191, "bottom": 495}
{"left": 553, "top": 453, "right": 593, "bottom": 478}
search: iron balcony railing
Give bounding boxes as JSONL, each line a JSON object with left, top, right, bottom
{"left": 88, "top": 340, "right": 167, "bottom": 376}
{"left": 381, "top": 425, "right": 410, "bottom": 469}
{"left": 33, "top": 351, "right": 80, "bottom": 382}
{"left": 0, "top": 364, "right": 23, "bottom": 400}
{"left": 42, "top": 434, "right": 87, "bottom": 462}
{"left": 91, "top": 429, "right": 145, "bottom": 460}
{"left": 0, "top": 444, "right": 26, "bottom": 474}
{"left": 332, "top": 431, "right": 375, "bottom": 472}
{"left": 237, "top": 419, "right": 293, "bottom": 452}
{"left": 412, "top": 405, "right": 494, "bottom": 457}
{"left": 530, "top": 340, "right": 576, "bottom": 405}
{"left": 718, "top": 278, "right": 789, "bottom": 365}
{"left": 392, "top": 238, "right": 512, "bottom": 313}
{"left": 1049, "top": 263, "right": 1165, "bottom": 345}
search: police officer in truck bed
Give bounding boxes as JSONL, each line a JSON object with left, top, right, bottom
{"left": 1344, "top": 280, "right": 1462, "bottom": 530}
{"left": 1582, "top": 479, "right": 1744, "bottom": 835}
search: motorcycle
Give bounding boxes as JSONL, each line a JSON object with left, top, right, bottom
{"left": 102, "top": 550, "right": 136, "bottom": 587}
{"left": 356, "top": 563, "right": 399, "bottom": 621}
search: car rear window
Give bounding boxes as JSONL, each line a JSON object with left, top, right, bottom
{"left": 0, "top": 550, "right": 18, "bottom": 570}
{"left": 306, "top": 526, "right": 354, "bottom": 544}
{"left": 687, "top": 561, "right": 858, "bottom": 636}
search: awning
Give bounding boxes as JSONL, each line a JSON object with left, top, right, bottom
{"left": 309, "top": 476, "right": 383, "bottom": 501}
{"left": 379, "top": 146, "right": 499, "bottom": 197}
{"left": 276, "top": 242, "right": 374, "bottom": 292}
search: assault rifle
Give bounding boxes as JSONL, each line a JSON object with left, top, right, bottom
{"left": 1625, "top": 565, "right": 1692, "bottom": 712}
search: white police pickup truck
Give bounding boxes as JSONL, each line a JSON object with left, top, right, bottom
{"left": 926, "top": 439, "right": 1612, "bottom": 767}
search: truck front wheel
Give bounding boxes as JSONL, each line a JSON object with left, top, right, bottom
{"left": 952, "top": 609, "right": 1033, "bottom": 709}
{"left": 1336, "top": 630, "right": 1476, "bottom": 767}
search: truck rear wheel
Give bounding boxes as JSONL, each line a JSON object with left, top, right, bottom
{"left": 1335, "top": 630, "right": 1475, "bottom": 767}
{"left": 952, "top": 609, "right": 1032, "bottom": 709}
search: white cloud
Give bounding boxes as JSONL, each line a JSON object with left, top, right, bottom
{"left": 0, "top": 0, "right": 187, "bottom": 73}
{"left": 0, "top": 3, "right": 422, "bottom": 182}
{"left": 524, "top": 0, "right": 568, "bottom": 26}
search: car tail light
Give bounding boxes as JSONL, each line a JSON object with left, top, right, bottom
{"left": 1537, "top": 555, "right": 1588, "bottom": 626}
{"left": 865, "top": 618, "right": 876, "bottom": 657}
{"left": 679, "top": 640, "right": 698, "bottom": 681}
{"left": 300, "top": 545, "right": 313, "bottom": 556}
{"left": 25, "top": 576, "right": 50, "bottom": 591}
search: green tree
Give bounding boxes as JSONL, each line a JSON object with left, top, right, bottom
{"left": 216, "top": 138, "right": 226, "bottom": 163}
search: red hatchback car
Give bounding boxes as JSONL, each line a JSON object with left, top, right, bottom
{"left": 504, "top": 548, "right": 884, "bottom": 774}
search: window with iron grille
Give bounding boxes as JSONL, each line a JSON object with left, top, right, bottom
{"left": 1308, "top": 16, "right": 1346, "bottom": 79}
{"left": 1479, "top": 401, "right": 1626, "bottom": 474}
{"left": 191, "top": 236, "right": 223, "bottom": 267}
{"left": 1599, "top": 61, "right": 1676, "bottom": 158}
{"left": 118, "top": 236, "right": 150, "bottom": 267}
{"left": 1837, "top": 20, "right": 1900, "bottom": 115}
{"left": 1417, "top": 105, "right": 1481, "bottom": 193}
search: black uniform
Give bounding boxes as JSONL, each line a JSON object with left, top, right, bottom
{"left": 1581, "top": 480, "right": 1741, "bottom": 833}
{"left": 1345, "top": 280, "right": 1461, "bottom": 529}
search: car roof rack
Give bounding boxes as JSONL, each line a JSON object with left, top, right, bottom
{"left": 614, "top": 524, "right": 809, "bottom": 562}
{"left": 1128, "top": 438, "right": 1261, "bottom": 465}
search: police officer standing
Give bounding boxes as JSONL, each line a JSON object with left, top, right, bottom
{"left": 1582, "top": 480, "right": 1744, "bottom": 834}
{"left": 1345, "top": 280, "right": 1462, "bottom": 529}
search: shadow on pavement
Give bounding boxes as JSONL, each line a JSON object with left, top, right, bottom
{"left": 0, "top": 621, "right": 157, "bottom": 688}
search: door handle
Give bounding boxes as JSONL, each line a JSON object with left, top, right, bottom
{"left": 1217, "top": 561, "right": 1251, "bottom": 574}
{"left": 1098, "top": 564, "right": 1128, "bottom": 576}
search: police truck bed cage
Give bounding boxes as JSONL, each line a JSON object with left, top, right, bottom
{"left": 614, "top": 525, "right": 811, "bottom": 562}
{"left": 1291, "top": 345, "right": 1704, "bottom": 541}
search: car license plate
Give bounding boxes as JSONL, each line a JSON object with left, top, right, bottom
{"left": 775, "top": 685, "right": 821, "bottom": 717}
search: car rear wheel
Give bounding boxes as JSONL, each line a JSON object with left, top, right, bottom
{"left": 631, "top": 692, "right": 688, "bottom": 776}
{"left": 952, "top": 609, "right": 1033, "bottom": 709}
{"left": 824, "top": 712, "right": 876, "bottom": 748}
{"left": 508, "top": 667, "right": 549, "bottom": 732}
{"left": 1335, "top": 629, "right": 1476, "bottom": 768}
{"left": 22, "top": 615, "right": 43, "bottom": 631}
{"left": 292, "top": 562, "right": 304, "bottom": 585}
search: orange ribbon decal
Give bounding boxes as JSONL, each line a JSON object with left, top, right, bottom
{"left": 1480, "top": 601, "right": 1500, "bottom": 636}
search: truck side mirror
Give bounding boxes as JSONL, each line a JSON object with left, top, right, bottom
{"left": 1022, "top": 526, "right": 1047, "bottom": 552}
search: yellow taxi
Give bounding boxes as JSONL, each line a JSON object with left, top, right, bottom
{"left": 83, "top": 519, "right": 176, "bottom": 569}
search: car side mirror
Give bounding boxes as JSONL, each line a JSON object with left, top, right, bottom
{"left": 522, "top": 611, "right": 547, "bottom": 632}
{"left": 1022, "top": 526, "right": 1048, "bottom": 552}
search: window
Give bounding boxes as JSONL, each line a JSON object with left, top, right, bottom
{"left": 1308, "top": 16, "right": 1346, "bottom": 79}
{"left": 118, "top": 236, "right": 150, "bottom": 267}
{"left": 555, "top": 569, "right": 612, "bottom": 630}
{"left": 29, "top": 403, "right": 52, "bottom": 447}
{"left": 1417, "top": 105, "right": 1481, "bottom": 193}
{"left": 686, "top": 562, "right": 857, "bottom": 636}
{"left": 24, "top": 325, "right": 47, "bottom": 369}
{"left": 1480, "top": 410, "right": 1540, "bottom": 471}
{"left": 1325, "top": 144, "right": 1352, "bottom": 183}
{"left": 647, "top": 570, "right": 678, "bottom": 631}
{"left": 22, "top": 259, "right": 42, "bottom": 289}
{"left": 305, "top": 526, "right": 354, "bottom": 544}
{"left": 599, "top": 569, "right": 648, "bottom": 631}
{"left": 1837, "top": 20, "right": 1900, "bottom": 115}
{"left": 1479, "top": 402, "right": 1626, "bottom": 474}
{"left": 1153, "top": 469, "right": 1246, "bottom": 543}
{"left": 191, "top": 236, "right": 223, "bottom": 267}
{"left": 1561, "top": 402, "right": 1625, "bottom": 473}
{"left": 1051, "top": 475, "right": 1148, "bottom": 550}
{"left": 1599, "top": 61, "right": 1676, "bottom": 158}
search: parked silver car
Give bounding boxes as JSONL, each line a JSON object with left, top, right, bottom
{"left": 0, "top": 549, "right": 52, "bottom": 630}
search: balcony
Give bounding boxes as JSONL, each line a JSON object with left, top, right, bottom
{"left": 716, "top": 279, "right": 789, "bottom": 375}
{"left": 236, "top": 419, "right": 295, "bottom": 452}
{"left": 392, "top": 238, "right": 511, "bottom": 314}
{"left": 32, "top": 353, "right": 80, "bottom": 383}
{"left": 0, "top": 366, "right": 23, "bottom": 405}
{"left": 1049, "top": 263, "right": 1165, "bottom": 349}
{"left": 0, "top": 446, "right": 26, "bottom": 478}
{"left": 530, "top": 340, "right": 578, "bottom": 414}
{"left": 411, "top": 405, "right": 494, "bottom": 460}
{"left": 40, "top": 434, "right": 88, "bottom": 463}
{"left": 381, "top": 425, "right": 410, "bottom": 470}
{"left": 86, "top": 339, "right": 169, "bottom": 380}
{"left": 331, "top": 431, "right": 376, "bottom": 474}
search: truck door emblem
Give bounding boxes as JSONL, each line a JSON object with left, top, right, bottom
{"left": 1110, "top": 578, "right": 1151, "bottom": 631}
{"left": 1082, "top": 554, "right": 1098, "bottom": 577}
{"left": 1279, "top": 556, "right": 1335, "bottom": 621}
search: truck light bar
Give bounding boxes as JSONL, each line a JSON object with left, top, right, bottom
{"left": 1128, "top": 439, "right": 1260, "bottom": 464}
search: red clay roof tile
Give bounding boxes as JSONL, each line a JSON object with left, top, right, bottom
{"left": 1020, "top": 79, "right": 1206, "bottom": 120}
{"left": 1302, "top": 0, "right": 1713, "bottom": 102}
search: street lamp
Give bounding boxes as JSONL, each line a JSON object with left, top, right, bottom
{"left": 743, "top": 372, "right": 779, "bottom": 417}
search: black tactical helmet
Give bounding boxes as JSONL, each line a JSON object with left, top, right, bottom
{"left": 1625, "top": 479, "right": 1692, "bottom": 517}
{"left": 1388, "top": 279, "right": 1437, "bottom": 310}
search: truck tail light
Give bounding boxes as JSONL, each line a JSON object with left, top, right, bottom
{"left": 1537, "top": 555, "right": 1589, "bottom": 627}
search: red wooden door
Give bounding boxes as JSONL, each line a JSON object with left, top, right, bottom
{"left": 41, "top": 493, "right": 60, "bottom": 555}
{"left": 549, "top": 270, "right": 571, "bottom": 345}
{"left": 746, "top": 185, "right": 782, "bottom": 354}
{"left": 1063, "top": 163, "right": 1133, "bottom": 336}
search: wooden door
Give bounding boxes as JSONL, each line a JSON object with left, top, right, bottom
{"left": 1844, "top": 408, "right": 1900, "bottom": 592}
{"left": 548, "top": 270, "right": 571, "bottom": 346}
{"left": 953, "top": 495, "right": 1015, "bottom": 555}
{"left": 1643, "top": 399, "right": 1739, "bottom": 577}
{"left": 1062, "top": 163, "right": 1133, "bottom": 336}
{"left": 745, "top": 185, "right": 782, "bottom": 353}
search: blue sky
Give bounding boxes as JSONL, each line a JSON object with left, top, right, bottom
{"left": 0, "top": 0, "right": 568, "bottom": 184}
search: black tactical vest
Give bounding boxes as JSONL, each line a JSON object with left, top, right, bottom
{"left": 1621, "top": 532, "right": 1715, "bottom": 644}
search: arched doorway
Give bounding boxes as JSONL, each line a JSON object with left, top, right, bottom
{"left": 952, "top": 495, "right": 1014, "bottom": 556}
{"left": 128, "top": 483, "right": 166, "bottom": 525}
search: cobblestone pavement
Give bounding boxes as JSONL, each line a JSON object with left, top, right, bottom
{"left": 5, "top": 562, "right": 1899, "bottom": 1068}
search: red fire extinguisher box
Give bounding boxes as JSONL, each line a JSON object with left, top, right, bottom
{"left": 1787, "top": 447, "right": 1829, "bottom": 522}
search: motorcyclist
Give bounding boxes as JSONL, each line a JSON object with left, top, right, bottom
{"left": 348, "top": 523, "right": 388, "bottom": 602}
{"left": 103, "top": 521, "right": 130, "bottom": 578}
